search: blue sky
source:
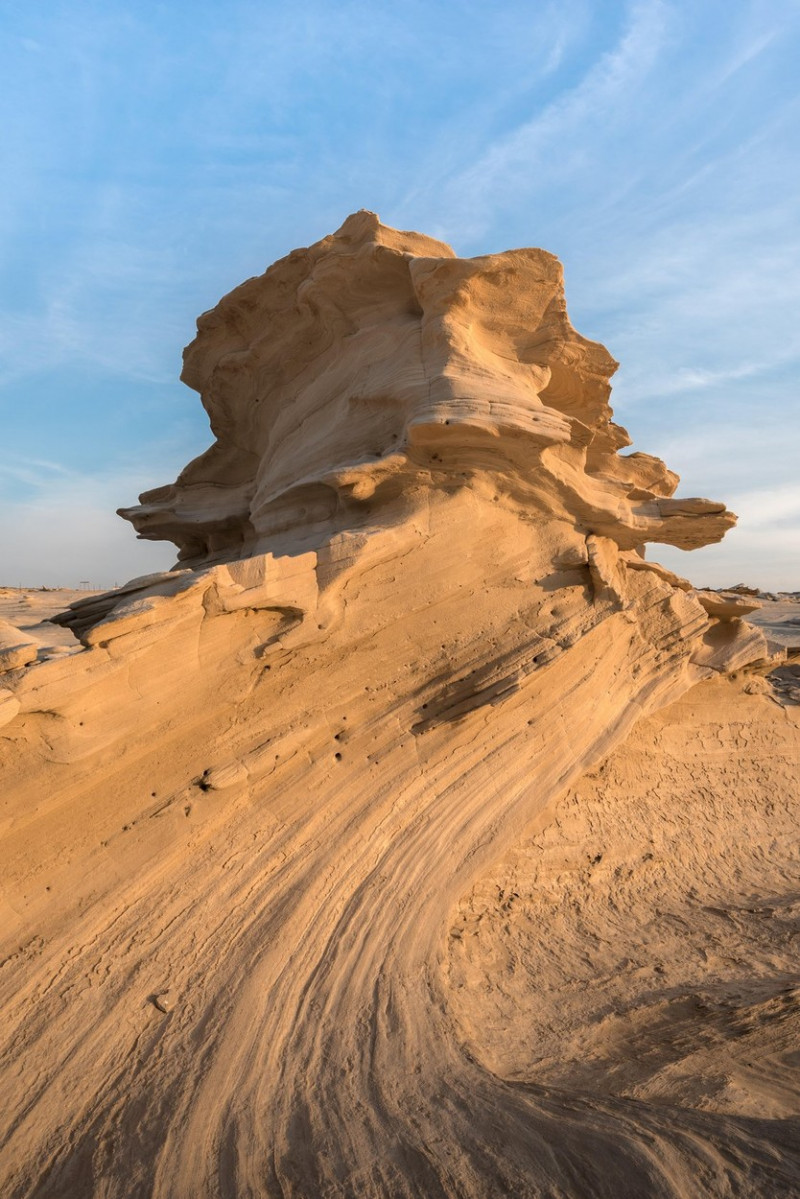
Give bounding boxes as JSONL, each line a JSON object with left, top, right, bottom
{"left": 1, "top": 0, "right": 798, "bottom": 588}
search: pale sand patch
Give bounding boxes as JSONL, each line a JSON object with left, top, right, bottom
{"left": 0, "top": 587, "right": 100, "bottom": 650}
{"left": 745, "top": 594, "right": 800, "bottom": 647}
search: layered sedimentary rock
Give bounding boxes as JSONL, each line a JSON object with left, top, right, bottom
{"left": 119, "top": 210, "right": 731, "bottom": 564}
{"left": 0, "top": 214, "right": 797, "bottom": 1199}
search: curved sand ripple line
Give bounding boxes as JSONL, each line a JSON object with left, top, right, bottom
{"left": 2, "top": 530, "right": 797, "bottom": 1197}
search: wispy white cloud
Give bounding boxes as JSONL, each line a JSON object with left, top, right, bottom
{"left": 709, "top": 26, "right": 779, "bottom": 88}
{"left": 624, "top": 360, "right": 766, "bottom": 398}
{"left": 0, "top": 456, "right": 72, "bottom": 491}
{"left": 0, "top": 455, "right": 181, "bottom": 588}
{"left": 629, "top": 419, "right": 800, "bottom": 589}
{"left": 0, "top": 228, "right": 196, "bottom": 389}
{"left": 726, "top": 483, "right": 800, "bottom": 530}
{"left": 654, "top": 520, "right": 800, "bottom": 591}
{"left": 407, "top": 0, "right": 670, "bottom": 240}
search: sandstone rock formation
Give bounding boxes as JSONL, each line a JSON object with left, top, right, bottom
{"left": 1, "top": 214, "right": 797, "bottom": 1199}
{"left": 119, "top": 210, "right": 733, "bottom": 563}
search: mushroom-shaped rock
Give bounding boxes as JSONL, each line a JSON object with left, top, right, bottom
{"left": 696, "top": 590, "right": 762, "bottom": 621}
{"left": 119, "top": 211, "right": 736, "bottom": 568}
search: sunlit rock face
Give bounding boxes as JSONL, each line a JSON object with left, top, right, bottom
{"left": 119, "top": 210, "right": 731, "bottom": 563}
{"left": 1, "top": 217, "right": 795, "bottom": 1199}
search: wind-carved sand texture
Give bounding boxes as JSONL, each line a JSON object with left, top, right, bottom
{"left": 1, "top": 212, "right": 798, "bottom": 1198}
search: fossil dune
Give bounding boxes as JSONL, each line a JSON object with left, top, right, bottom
{"left": 1, "top": 213, "right": 798, "bottom": 1198}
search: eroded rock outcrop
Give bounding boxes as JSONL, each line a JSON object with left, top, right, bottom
{"left": 0, "top": 215, "right": 795, "bottom": 1199}
{"left": 119, "top": 210, "right": 731, "bottom": 565}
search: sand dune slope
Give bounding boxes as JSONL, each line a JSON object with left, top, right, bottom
{"left": 450, "top": 676, "right": 800, "bottom": 1116}
{"left": 0, "top": 215, "right": 797, "bottom": 1198}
